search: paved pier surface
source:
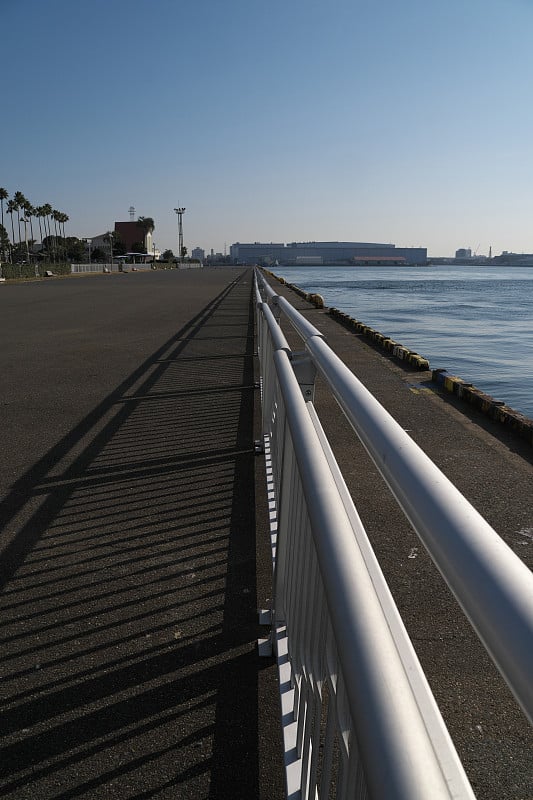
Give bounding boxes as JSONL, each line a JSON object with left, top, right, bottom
{"left": 0, "top": 269, "right": 283, "bottom": 800}
{"left": 0, "top": 268, "right": 532, "bottom": 799}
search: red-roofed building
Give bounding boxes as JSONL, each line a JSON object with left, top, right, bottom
{"left": 114, "top": 220, "right": 154, "bottom": 254}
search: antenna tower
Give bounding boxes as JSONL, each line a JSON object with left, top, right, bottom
{"left": 174, "top": 207, "right": 186, "bottom": 260}
{"left": 129, "top": 206, "right": 136, "bottom": 221}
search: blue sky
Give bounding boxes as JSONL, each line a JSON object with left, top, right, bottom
{"left": 2, "top": 0, "right": 533, "bottom": 257}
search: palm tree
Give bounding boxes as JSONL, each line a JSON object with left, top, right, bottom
{"left": 0, "top": 188, "right": 8, "bottom": 262}
{"left": 6, "top": 199, "right": 17, "bottom": 261}
{"left": 23, "top": 201, "right": 36, "bottom": 256}
{"left": 0, "top": 224, "right": 9, "bottom": 270}
{"left": 57, "top": 212, "right": 68, "bottom": 261}
{"left": 137, "top": 216, "right": 155, "bottom": 252}
{"left": 60, "top": 212, "right": 69, "bottom": 241}
{"left": 41, "top": 203, "right": 52, "bottom": 240}
{"left": 23, "top": 202, "right": 35, "bottom": 240}
{"left": 35, "top": 205, "right": 46, "bottom": 246}
{"left": 63, "top": 213, "right": 70, "bottom": 262}
{"left": 13, "top": 192, "right": 27, "bottom": 249}
{"left": 52, "top": 210, "right": 62, "bottom": 260}
{"left": 41, "top": 203, "right": 54, "bottom": 262}
{"left": 0, "top": 188, "right": 7, "bottom": 228}
{"left": 137, "top": 216, "right": 155, "bottom": 231}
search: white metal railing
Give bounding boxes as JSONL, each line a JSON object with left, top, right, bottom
{"left": 254, "top": 268, "right": 533, "bottom": 800}
{"left": 71, "top": 263, "right": 120, "bottom": 273}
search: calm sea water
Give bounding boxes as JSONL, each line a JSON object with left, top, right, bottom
{"left": 273, "top": 265, "right": 533, "bottom": 419}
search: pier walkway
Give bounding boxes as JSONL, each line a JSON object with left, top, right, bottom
{"left": 0, "top": 267, "right": 531, "bottom": 799}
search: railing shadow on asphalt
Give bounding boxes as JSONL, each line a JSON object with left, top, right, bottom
{"left": 0, "top": 274, "right": 279, "bottom": 799}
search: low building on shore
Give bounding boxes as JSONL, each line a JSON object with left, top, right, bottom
{"left": 230, "top": 241, "right": 427, "bottom": 266}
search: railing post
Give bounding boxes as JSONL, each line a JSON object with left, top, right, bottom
{"left": 270, "top": 294, "right": 282, "bottom": 322}
{"left": 291, "top": 352, "right": 317, "bottom": 403}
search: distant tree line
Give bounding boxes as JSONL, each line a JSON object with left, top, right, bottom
{"left": 0, "top": 193, "right": 163, "bottom": 278}
{"left": 0, "top": 187, "right": 71, "bottom": 265}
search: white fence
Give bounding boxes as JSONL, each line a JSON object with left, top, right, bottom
{"left": 71, "top": 263, "right": 120, "bottom": 273}
{"left": 71, "top": 263, "right": 203, "bottom": 274}
{"left": 254, "top": 269, "right": 533, "bottom": 800}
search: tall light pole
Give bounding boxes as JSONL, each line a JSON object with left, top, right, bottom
{"left": 174, "top": 207, "right": 186, "bottom": 263}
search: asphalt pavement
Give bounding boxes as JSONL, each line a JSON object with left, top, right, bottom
{"left": 0, "top": 268, "right": 284, "bottom": 800}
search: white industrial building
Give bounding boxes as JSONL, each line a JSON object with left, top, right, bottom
{"left": 230, "top": 241, "right": 427, "bottom": 265}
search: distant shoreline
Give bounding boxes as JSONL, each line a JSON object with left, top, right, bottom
{"left": 265, "top": 261, "right": 533, "bottom": 268}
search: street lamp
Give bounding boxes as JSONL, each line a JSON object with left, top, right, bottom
{"left": 173, "top": 207, "right": 186, "bottom": 264}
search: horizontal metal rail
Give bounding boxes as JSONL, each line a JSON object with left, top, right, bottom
{"left": 273, "top": 347, "right": 476, "bottom": 799}
{"left": 306, "top": 333, "right": 533, "bottom": 721}
{"left": 272, "top": 294, "right": 325, "bottom": 343}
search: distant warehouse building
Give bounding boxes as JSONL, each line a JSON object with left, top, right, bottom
{"left": 230, "top": 241, "right": 427, "bottom": 265}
